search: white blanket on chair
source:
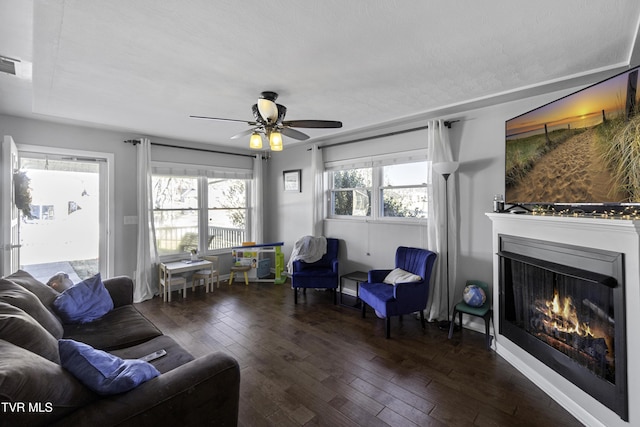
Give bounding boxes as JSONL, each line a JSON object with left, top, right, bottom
{"left": 287, "top": 236, "right": 327, "bottom": 273}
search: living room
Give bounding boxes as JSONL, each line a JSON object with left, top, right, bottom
{"left": 2, "top": 2, "right": 640, "bottom": 427}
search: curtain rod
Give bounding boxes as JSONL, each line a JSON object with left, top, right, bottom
{"left": 124, "top": 139, "right": 259, "bottom": 159}
{"left": 312, "top": 120, "right": 458, "bottom": 150}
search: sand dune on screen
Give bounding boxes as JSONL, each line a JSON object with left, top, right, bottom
{"left": 506, "top": 128, "right": 628, "bottom": 204}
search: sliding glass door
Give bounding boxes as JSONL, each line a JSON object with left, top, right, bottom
{"left": 17, "top": 147, "right": 112, "bottom": 283}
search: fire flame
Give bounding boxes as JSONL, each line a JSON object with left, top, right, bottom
{"left": 543, "top": 291, "right": 594, "bottom": 337}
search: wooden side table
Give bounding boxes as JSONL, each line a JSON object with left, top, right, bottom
{"left": 339, "top": 271, "right": 369, "bottom": 308}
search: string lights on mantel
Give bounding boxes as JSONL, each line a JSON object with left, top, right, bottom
{"left": 520, "top": 205, "right": 640, "bottom": 220}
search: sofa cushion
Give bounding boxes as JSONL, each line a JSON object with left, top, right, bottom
{"left": 110, "top": 334, "right": 195, "bottom": 374}
{"left": 383, "top": 268, "right": 422, "bottom": 285}
{"left": 59, "top": 339, "right": 160, "bottom": 395}
{"left": 5, "top": 269, "right": 60, "bottom": 307}
{"left": 0, "top": 339, "right": 96, "bottom": 427}
{"left": 102, "top": 276, "right": 134, "bottom": 307}
{"left": 0, "top": 278, "right": 64, "bottom": 338}
{"left": 0, "top": 302, "right": 61, "bottom": 364}
{"left": 53, "top": 273, "right": 114, "bottom": 324}
{"left": 63, "top": 305, "right": 163, "bottom": 350}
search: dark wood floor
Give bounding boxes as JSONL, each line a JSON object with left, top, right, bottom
{"left": 136, "top": 280, "right": 583, "bottom": 427}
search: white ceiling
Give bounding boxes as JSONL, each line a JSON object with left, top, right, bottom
{"left": 2, "top": 0, "right": 640, "bottom": 151}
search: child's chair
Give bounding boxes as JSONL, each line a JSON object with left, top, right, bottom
{"left": 192, "top": 256, "right": 220, "bottom": 292}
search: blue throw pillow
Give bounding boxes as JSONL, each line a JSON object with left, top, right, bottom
{"left": 58, "top": 339, "right": 160, "bottom": 395}
{"left": 52, "top": 273, "right": 114, "bottom": 323}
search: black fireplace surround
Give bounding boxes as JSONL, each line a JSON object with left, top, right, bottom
{"left": 498, "top": 235, "right": 628, "bottom": 421}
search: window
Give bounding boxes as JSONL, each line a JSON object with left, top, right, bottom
{"left": 328, "top": 156, "right": 428, "bottom": 220}
{"left": 16, "top": 148, "right": 113, "bottom": 279}
{"left": 381, "top": 162, "right": 428, "bottom": 218}
{"left": 29, "top": 204, "right": 55, "bottom": 220}
{"left": 330, "top": 168, "right": 372, "bottom": 217}
{"left": 153, "top": 176, "right": 199, "bottom": 256}
{"left": 207, "top": 178, "right": 247, "bottom": 249}
{"left": 152, "top": 175, "right": 249, "bottom": 256}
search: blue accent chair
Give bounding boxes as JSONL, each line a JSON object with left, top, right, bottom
{"left": 360, "top": 246, "right": 437, "bottom": 338}
{"left": 291, "top": 238, "right": 339, "bottom": 304}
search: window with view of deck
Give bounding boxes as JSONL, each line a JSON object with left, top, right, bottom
{"left": 152, "top": 175, "right": 249, "bottom": 256}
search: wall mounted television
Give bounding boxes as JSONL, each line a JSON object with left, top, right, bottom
{"left": 505, "top": 65, "right": 640, "bottom": 212}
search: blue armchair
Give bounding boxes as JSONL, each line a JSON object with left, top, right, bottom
{"left": 360, "top": 246, "right": 437, "bottom": 338}
{"left": 291, "top": 238, "right": 339, "bottom": 304}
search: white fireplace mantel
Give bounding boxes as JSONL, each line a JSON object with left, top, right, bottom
{"left": 487, "top": 213, "right": 640, "bottom": 427}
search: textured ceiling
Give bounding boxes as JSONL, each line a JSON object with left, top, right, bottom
{"left": 1, "top": 0, "right": 640, "bottom": 150}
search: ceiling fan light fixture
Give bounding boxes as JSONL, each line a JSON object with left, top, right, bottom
{"left": 269, "top": 131, "right": 283, "bottom": 151}
{"left": 190, "top": 91, "right": 340, "bottom": 150}
{"left": 249, "top": 132, "right": 263, "bottom": 149}
{"left": 258, "top": 98, "right": 279, "bottom": 123}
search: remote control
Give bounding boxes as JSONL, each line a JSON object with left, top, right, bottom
{"left": 139, "top": 349, "right": 167, "bottom": 362}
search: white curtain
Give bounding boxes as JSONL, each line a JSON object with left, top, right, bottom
{"left": 252, "top": 154, "right": 264, "bottom": 243}
{"left": 133, "top": 138, "right": 158, "bottom": 303}
{"left": 424, "top": 120, "right": 458, "bottom": 321}
{"left": 311, "top": 143, "right": 324, "bottom": 236}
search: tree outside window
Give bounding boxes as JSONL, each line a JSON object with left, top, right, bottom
{"left": 331, "top": 168, "right": 371, "bottom": 216}
{"left": 329, "top": 160, "right": 428, "bottom": 219}
{"left": 152, "top": 176, "right": 199, "bottom": 255}
{"left": 381, "top": 162, "right": 428, "bottom": 218}
{"left": 152, "top": 175, "right": 248, "bottom": 256}
{"left": 208, "top": 178, "right": 247, "bottom": 249}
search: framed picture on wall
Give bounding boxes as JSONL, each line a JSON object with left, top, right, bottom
{"left": 283, "top": 169, "right": 301, "bottom": 192}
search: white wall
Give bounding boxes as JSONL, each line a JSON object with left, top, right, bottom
{"left": 0, "top": 114, "right": 252, "bottom": 278}
{"left": 263, "top": 131, "right": 435, "bottom": 278}
{"left": 1, "top": 83, "right": 580, "bottom": 289}
{"left": 263, "top": 86, "right": 580, "bottom": 310}
{"left": 264, "top": 144, "right": 315, "bottom": 260}
{"left": 321, "top": 129, "right": 432, "bottom": 275}
{"left": 453, "top": 91, "right": 577, "bottom": 300}
{"left": 1, "top": 115, "right": 138, "bottom": 277}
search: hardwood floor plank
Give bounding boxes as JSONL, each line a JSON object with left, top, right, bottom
{"left": 334, "top": 398, "right": 392, "bottom": 427}
{"left": 237, "top": 398, "right": 275, "bottom": 427}
{"left": 285, "top": 383, "right": 360, "bottom": 427}
{"left": 375, "top": 406, "right": 423, "bottom": 427}
{"left": 241, "top": 366, "right": 314, "bottom": 425}
{"left": 320, "top": 376, "right": 385, "bottom": 417}
{"left": 136, "top": 280, "right": 584, "bottom": 426}
{"left": 349, "top": 377, "right": 436, "bottom": 417}
{"left": 266, "top": 409, "right": 307, "bottom": 427}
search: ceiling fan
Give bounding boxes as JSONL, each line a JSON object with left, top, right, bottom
{"left": 190, "top": 91, "right": 342, "bottom": 151}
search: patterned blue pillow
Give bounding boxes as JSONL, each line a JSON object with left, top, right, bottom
{"left": 52, "top": 274, "right": 114, "bottom": 323}
{"left": 58, "top": 339, "right": 160, "bottom": 395}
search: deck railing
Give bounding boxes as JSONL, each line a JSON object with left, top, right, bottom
{"left": 155, "top": 225, "right": 245, "bottom": 254}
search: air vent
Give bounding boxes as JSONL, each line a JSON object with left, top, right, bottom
{"left": 0, "top": 56, "right": 19, "bottom": 75}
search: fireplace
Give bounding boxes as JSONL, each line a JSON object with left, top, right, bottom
{"left": 498, "top": 234, "right": 628, "bottom": 420}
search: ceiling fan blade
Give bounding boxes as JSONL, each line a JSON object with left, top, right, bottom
{"left": 230, "top": 127, "right": 261, "bottom": 140}
{"left": 282, "top": 120, "right": 343, "bottom": 128}
{"left": 190, "top": 115, "right": 258, "bottom": 126}
{"left": 281, "top": 127, "right": 310, "bottom": 141}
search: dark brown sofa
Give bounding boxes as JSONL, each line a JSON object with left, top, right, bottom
{"left": 0, "top": 270, "right": 240, "bottom": 427}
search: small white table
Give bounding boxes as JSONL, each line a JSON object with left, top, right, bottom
{"left": 159, "top": 259, "right": 213, "bottom": 302}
